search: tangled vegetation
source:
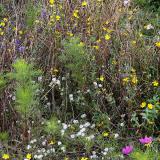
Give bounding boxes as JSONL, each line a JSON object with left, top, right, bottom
{"left": 0, "top": 0, "right": 160, "bottom": 159}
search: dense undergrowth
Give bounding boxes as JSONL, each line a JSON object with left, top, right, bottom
{"left": 0, "top": 0, "right": 160, "bottom": 159}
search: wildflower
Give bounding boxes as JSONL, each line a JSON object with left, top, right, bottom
{"left": 78, "top": 42, "right": 84, "bottom": 47}
{"left": 122, "top": 77, "right": 129, "bottom": 82}
{"left": 56, "top": 16, "right": 60, "bottom": 21}
{"left": 103, "top": 133, "right": 109, "bottom": 137}
{"left": 114, "top": 133, "right": 119, "bottom": 138}
{"left": 35, "top": 20, "right": 40, "bottom": 23}
{"left": 156, "top": 42, "right": 160, "bottom": 47}
{"left": 103, "top": 27, "right": 106, "bottom": 31}
{"left": 49, "top": 0, "right": 54, "bottom": 4}
{"left": 158, "top": 138, "right": 160, "bottom": 142}
{"left": 100, "top": 77, "right": 104, "bottom": 81}
{"left": 132, "top": 76, "right": 138, "bottom": 83}
{"left": 81, "top": 158, "right": 88, "bottom": 160}
{"left": 131, "top": 68, "right": 136, "bottom": 72}
{"left": 42, "top": 11, "right": 46, "bottom": 16}
{"left": 131, "top": 41, "right": 136, "bottom": 44}
{"left": 70, "top": 125, "right": 75, "bottom": 130}
{"left": 50, "top": 140, "right": 54, "bottom": 145}
{"left": 4, "top": 18, "right": 8, "bottom": 22}
{"left": 118, "top": 8, "right": 123, "bottom": 12}
{"left": 112, "top": 61, "right": 117, "bottom": 65}
{"left": 149, "top": 121, "right": 154, "bottom": 125}
{"left": 107, "top": 29, "right": 112, "bottom": 33}
{"left": 54, "top": 69, "right": 59, "bottom": 72}
{"left": 146, "top": 24, "right": 154, "bottom": 30}
{"left": 0, "top": 32, "right": 4, "bottom": 35}
{"left": 65, "top": 158, "right": 69, "bottom": 160}
{"left": 19, "top": 46, "right": 25, "bottom": 51}
{"left": 0, "top": 22, "right": 5, "bottom": 26}
{"left": 98, "top": 121, "right": 104, "bottom": 127}
{"left": 26, "top": 153, "right": 31, "bottom": 159}
{"left": 105, "top": 34, "right": 110, "bottom": 40}
{"left": 82, "top": 1, "right": 87, "bottom": 6}
{"left": 139, "top": 137, "right": 152, "bottom": 146}
{"left": 94, "top": 45, "right": 99, "bottom": 50}
{"left": 152, "top": 81, "right": 159, "bottom": 86}
{"left": 139, "top": 33, "right": 143, "bottom": 37}
{"left": 148, "top": 103, "right": 153, "bottom": 109}
{"left": 141, "top": 102, "right": 146, "bottom": 108}
{"left": 2, "top": 154, "right": 9, "bottom": 159}
{"left": 128, "top": 16, "right": 132, "bottom": 20}
{"left": 122, "top": 145, "right": 133, "bottom": 154}
{"left": 105, "top": 20, "right": 109, "bottom": 24}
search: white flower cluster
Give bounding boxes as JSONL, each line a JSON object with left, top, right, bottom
{"left": 49, "top": 76, "right": 60, "bottom": 87}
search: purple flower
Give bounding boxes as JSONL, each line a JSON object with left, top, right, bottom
{"left": 139, "top": 137, "right": 152, "bottom": 144}
{"left": 122, "top": 145, "right": 133, "bottom": 155}
{"left": 19, "top": 46, "right": 25, "bottom": 51}
{"left": 42, "top": 11, "right": 46, "bottom": 16}
{"left": 121, "top": 75, "right": 126, "bottom": 79}
{"left": 17, "top": 39, "right": 20, "bottom": 44}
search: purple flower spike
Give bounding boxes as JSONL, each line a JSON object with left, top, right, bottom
{"left": 122, "top": 145, "right": 133, "bottom": 155}
{"left": 19, "top": 46, "right": 25, "bottom": 51}
{"left": 139, "top": 137, "right": 152, "bottom": 144}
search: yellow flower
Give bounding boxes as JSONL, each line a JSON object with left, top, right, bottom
{"left": 141, "top": 102, "right": 146, "bottom": 108}
{"left": 54, "top": 69, "right": 59, "bottom": 72}
{"left": 100, "top": 77, "right": 104, "bottom": 82}
{"left": 103, "top": 27, "right": 106, "bottom": 31}
{"left": 129, "top": 11, "right": 133, "bottom": 14}
{"left": 156, "top": 110, "right": 159, "bottom": 113}
{"left": 112, "top": 61, "right": 117, "bottom": 65}
{"left": 65, "top": 158, "right": 69, "bottom": 160}
{"left": 26, "top": 153, "right": 31, "bottom": 159}
{"left": 98, "top": 90, "right": 101, "bottom": 94}
{"left": 78, "top": 42, "right": 84, "bottom": 47}
{"left": 105, "top": 34, "right": 110, "bottom": 40}
{"left": 132, "top": 76, "right": 138, "bottom": 83}
{"left": 118, "top": 8, "right": 123, "bottom": 12}
{"left": 107, "top": 29, "right": 112, "bottom": 33}
{"left": 148, "top": 103, "right": 153, "bottom": 109}
{"left": 50, "top": 140, "right": 54, "bottom": 145}
{"left": 98, "top": 121, "right": 104, "bottom": 127}
{"left": 0, "top": 22, "right": 5, "bottom": 26}
{"left": 97, "top": 0, "right": 101, "bottom": 1}
{"left": 59, "top": 5, "right": 62, "bottom": 9}
{"left": 158, "top": 138, "right": 160, "bottom": 142}
{"left": 0, "top": 32, "right": 4, "bottom": 35}
{"left": 133, "top": 9, "right": 137, "bottom": 11}
{"left": 122, "top": 77, "right": 129, "bottom": 82}
{"left": 103, "top": 133, "right": 109, "bottom": 137}
{"left": 19, "top": 31, "right": 23, "bottom": 34}
{"left": 139, "top": 33, "right": 143, "bottom": 37}
{"left": 56, "top": 16, "right": 60, "bottom": 21}
{"left": 103, "top": 88, "right": 106, "bottom": 92}
{"left": 152, "top": 81, "right": 158, "bottom": 86}
{"left": 49, "top": 0, "right": 54, "bottom": 4}
{"left": 82, "top": 1, "right": 87, "bottom": 6}
{"left": 94, "top": 46, "right": 99, "bottom": 50}
{"left": 144, "top": 26, "right": 147, "bottom": 29}
{"left": 132, "top": 41, "right": 136, "bottom": 44}
{"left": 105, "top": 20, "right": 109, "bottom": 24}
{"left": 2, "top": 154, "right": 9, "bottom": 159}
{"left": 70, "top": 125, "right": 75, "bottom": 130}
{"left": 128, "top": 16, "right": 132, "bottom": 20}
{"left": 3, "top": 18, "right": 8, "bottom": 22}
{"left": 131, "top": 68, "right": 136, "bottom": 72}
{"left": 96, "top": 39, "right": 101, "bottom": 43}
{"left": 149, "top": 121, "right": 154, "bottom": 125}
{"left": 81, "top": 158, "right": 88, "bottom": 160}
{"left": 35, "top": 20, "right": 40, "bottom": 23}
{"left": 156, "top": 42, "right": 160, "bottom": 47}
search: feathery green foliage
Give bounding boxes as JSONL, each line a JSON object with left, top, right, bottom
{"left": 6, "top": 59, "right": 40, "bottom": 119}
